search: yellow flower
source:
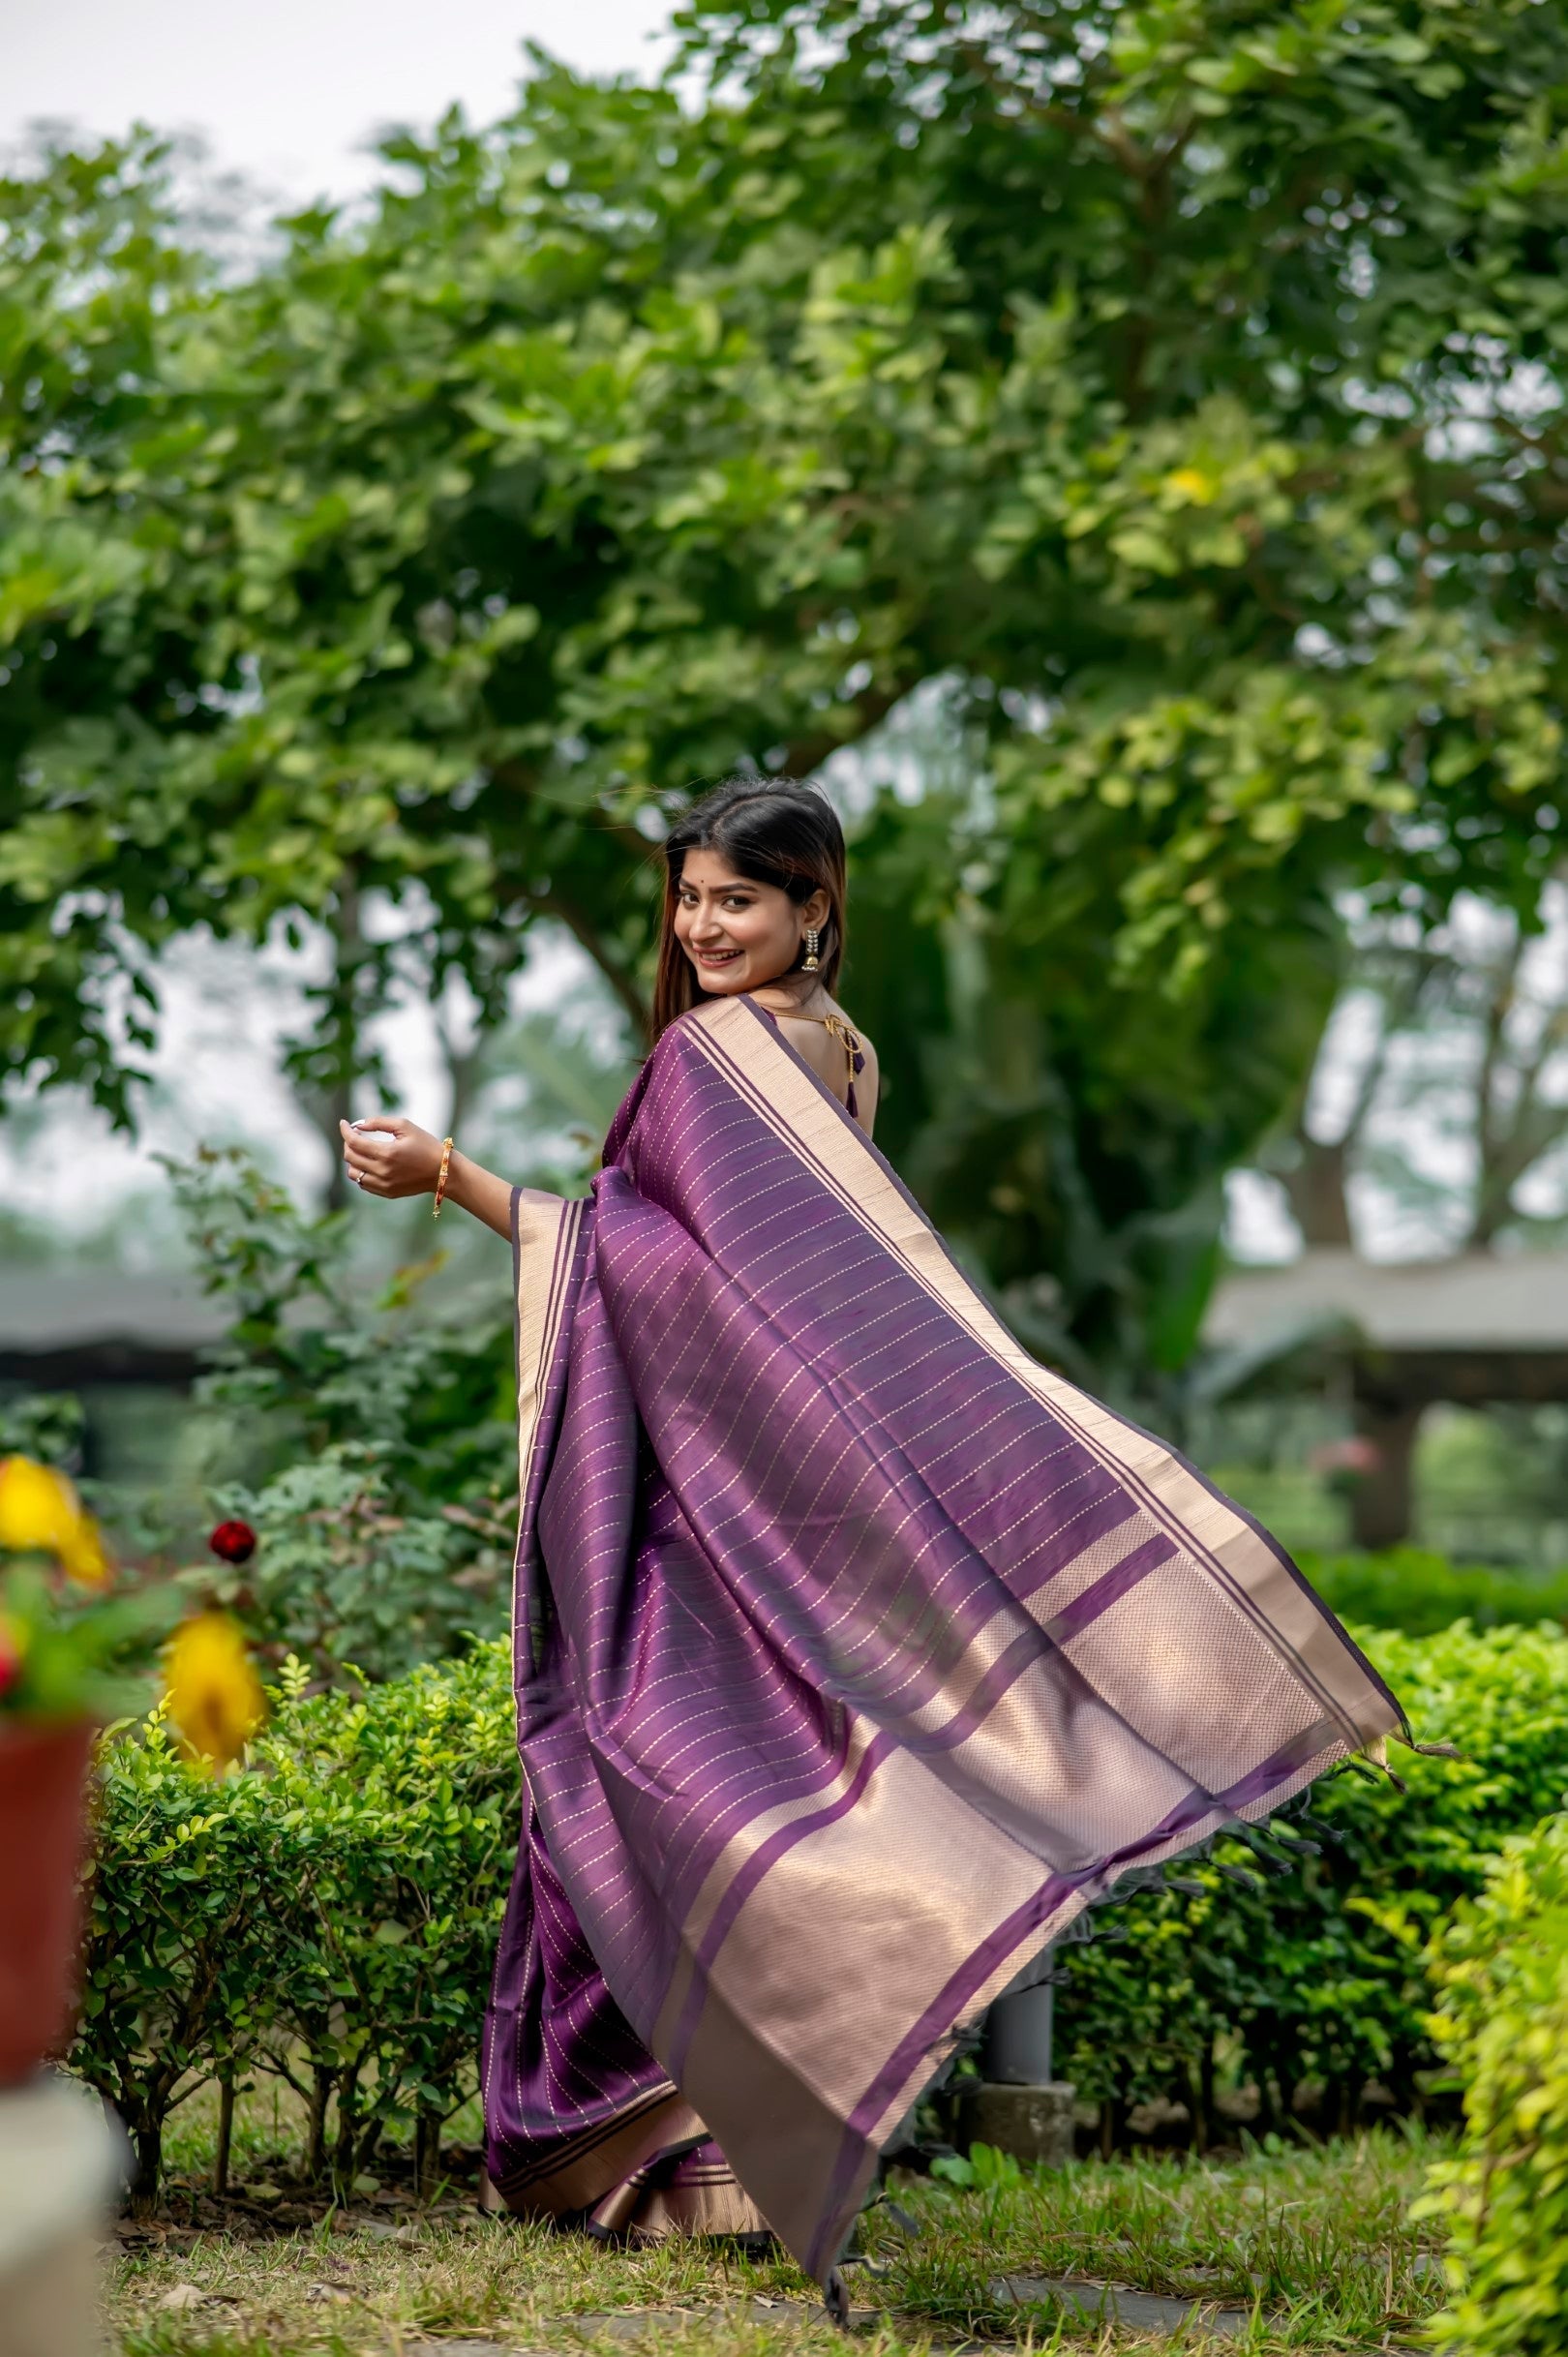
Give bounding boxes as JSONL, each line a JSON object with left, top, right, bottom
{"left": 1164, "top": 465, "right": 1220, "bottom": 505}
{"left": 164, "top": 1612, "right": 265, "bottom": 1772}
{"left": 58, "top": 1515, "right": 110, "bottom": 1586}
{"left": 0, "top": 1456, "right": 111, "bottom": 1585}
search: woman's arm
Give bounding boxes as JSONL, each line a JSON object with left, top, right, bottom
{"left": 339, "top": 1117, "right": 515, "bottom": 1241}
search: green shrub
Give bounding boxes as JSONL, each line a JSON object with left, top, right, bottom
{"left": 73, "top": 1640, "right": 515, "bottom": 2207}
{"left": 74, "top": 1695, "right": 287, "bottom": 2208}
{"left": 1415, "top": 1811, "right": 1568, "bottom": 2354}
{"left": 1299, "top": 1547, "right": 1568, "bottom": 1639}
{"left": 167, "top": 1149, "right": 520, "bottom": 1677}
{"left": 74, "top": 1617, "right": 1568, "bottom": 2208}
{"left": 1054, "top": 1619, "right": 1568, "bottom": 2135}
{"left": 209, "top": 1444, "right": 508, "bottom": 1676}
{"left": 0, "top": 1388, "right": 87, "bottom": 1466}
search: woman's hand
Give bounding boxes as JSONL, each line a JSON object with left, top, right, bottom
{"left": 340, "top": 1118, "right": 517, "bottom": 1240}
{"left": 339, "top": 1115, "right": 445, "bottom": 1200}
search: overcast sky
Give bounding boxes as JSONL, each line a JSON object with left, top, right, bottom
{"left": 4, "top": 0, "right": 678, "bottom": 205}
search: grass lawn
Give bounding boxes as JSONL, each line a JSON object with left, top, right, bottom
{"left": 106, "top": 2094, "right": 1447, "bottom": 2357}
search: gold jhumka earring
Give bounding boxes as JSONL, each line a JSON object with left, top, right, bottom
{"left": 801, "top": 926, "right": 821, "bottom": 972}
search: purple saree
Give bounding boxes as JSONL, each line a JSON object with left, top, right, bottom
{"left": 482, "top": 995, "right": 1402, "bottom": 2281}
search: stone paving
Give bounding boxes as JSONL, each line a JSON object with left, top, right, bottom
{"left": 992, "top": 2275, "right": 1252, "bottom": 2337}
{"left": 409, "top": 2270, "right": 1259, "bottom": 2352}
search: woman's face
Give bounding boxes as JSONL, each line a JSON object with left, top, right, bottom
{"left": 674, "top": 849, "right": 829, "bottom": 995}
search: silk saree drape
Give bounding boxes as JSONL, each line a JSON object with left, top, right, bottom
{"left": 482, "top": 995, "right": 1403, "bottom": 2282}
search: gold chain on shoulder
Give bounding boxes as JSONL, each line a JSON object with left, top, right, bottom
{"left": 777, "top": 1009, "right": 860, "bottom": 1098}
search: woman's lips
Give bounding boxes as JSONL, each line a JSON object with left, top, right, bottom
{"left": 694, "top": 946, "right": 742, "bottom": 966}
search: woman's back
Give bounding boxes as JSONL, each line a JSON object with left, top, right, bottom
{"left": 759, "top": 993, "right": 880, "bottom": 1133}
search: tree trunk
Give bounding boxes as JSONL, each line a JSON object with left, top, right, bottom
{"left": 1336, "top": 2072, "right": 1359, "bottom": 2139}
{"left": 354, "top": 2112, "right": 384, "bottom": 2180}
{"left": 307, "top": 2066, "right": 334, "bottom": 2182}
{"left": 1285, "top": 1135, "right": 1356, "bottom": 1249}
{"left": 318, "top": 1078, "right": 356, "bottom": 1214}
{"left": 414, "top": 2108, "right": 440, "bottom": 2203}
{"left": 332, "top": 2065, "right": 362, "bottom": 2198}
{"left": 1349, "top": 1394, "right": 1423, "bottom": 1549}
{"left": 304, "top": 867, "right": 364, "bottom": 1212}
{"left": 129, "top": 2112, "right": 165, "bottom": 2217}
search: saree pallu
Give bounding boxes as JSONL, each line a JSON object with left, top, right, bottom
{"left": 482, "top": 995, "right": 1403, "bottom": 2281}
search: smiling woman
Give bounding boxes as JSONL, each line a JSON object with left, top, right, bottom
{"left": 337, "top": 776, "right": 1403, "bottom": 2306}
{"left": 657, "top": 777, "right": 878, "bottom": 1128}
{"left": 675, "top": 851, "right": 803, "bottom": 988}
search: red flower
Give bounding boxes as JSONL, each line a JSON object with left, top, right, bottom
{"left": 208, "top": 1519, "right": 257, "bottom": 1565}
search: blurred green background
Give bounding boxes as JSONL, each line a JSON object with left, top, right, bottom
{"left": 10, "top": 0, "right": 1568, "bottom": 1601}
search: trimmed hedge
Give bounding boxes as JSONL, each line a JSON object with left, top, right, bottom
{"left": 1029, "top": 1617, "right": 1568, "bottom": 2138}
{"left": 1414, "top": 1810, "right": 1568, "bottom": 2354}
{"left": 1301, "top": 1547, "right": 1568, "bottom": 1640}
{"left": 73, "top": 1646, "right": 515, "bottom": 2207}
{"left": 71, "top": 1619, "right": 1568, "bottom": 2203}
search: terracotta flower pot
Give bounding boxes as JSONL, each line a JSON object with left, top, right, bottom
{"left": 0, "top": 1718, "right": 95, "bottom": 2086}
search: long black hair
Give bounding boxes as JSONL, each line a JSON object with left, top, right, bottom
{"left": 653, "top": 777, "right": 848, "bottom": 1035}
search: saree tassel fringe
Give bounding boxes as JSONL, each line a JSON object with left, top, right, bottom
{"left": 480, "top": 996, "right": 1406, "bottom": 2285}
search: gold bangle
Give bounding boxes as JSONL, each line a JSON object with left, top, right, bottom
{"left": 433, "top": 1135, "right": 454, "bottom": 1218}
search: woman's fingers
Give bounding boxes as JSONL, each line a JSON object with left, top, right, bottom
{"left": 341, "top": 1118, "right": 395, "bottom": 1195}
{"left": 332, "top": 1117, "right": 434, "bottom": 1206}
{"left": 341, "top": 1121, "right": 399, "bottom": 1156}
{"left": 340, "top": 1118, "right": 401, "bottom": 1150}
{"left": 339, "top": 1115, "right": 431, "bottom": 1200}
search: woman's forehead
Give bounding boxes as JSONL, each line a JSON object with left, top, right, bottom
{"left": 677, "top": 847, "right": 763, "bottom": 891}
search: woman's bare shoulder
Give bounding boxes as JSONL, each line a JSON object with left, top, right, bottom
{"left": 767, "top": 999, "right": 876, "bottom": 1118}
{"left": 768, "top": 1007, "right": 839, "bottom": 1073}
{"left": 791, "top": 998, "right": 879, "bottom": 1133}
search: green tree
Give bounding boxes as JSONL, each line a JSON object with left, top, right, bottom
{"left": 0, "top": 134, "right": 208, "bottom": 1123}
{"left": 10, "top": 4, "right": 1568, "bottom": 1383}
{"left": 671, "top": 0, "right": 1568, "bottom": 1382}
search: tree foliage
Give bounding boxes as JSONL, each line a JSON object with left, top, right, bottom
{"left": 9, "top": 2, "right": 1568, "bottom": 1376}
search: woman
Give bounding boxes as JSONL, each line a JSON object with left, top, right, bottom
{"left": 343, "top": 776, "right": 1403, "bottom": 2298}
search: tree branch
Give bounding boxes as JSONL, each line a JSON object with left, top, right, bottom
{"left": 1467, "top": 918, "right": 1526, "bottom": 1247}
{"left": 536, "top": 885, "right": 653, "bottom": 1044}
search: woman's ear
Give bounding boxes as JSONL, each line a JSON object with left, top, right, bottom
{"left": 800, "top": 888, "right": 830, "bottom": 931}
